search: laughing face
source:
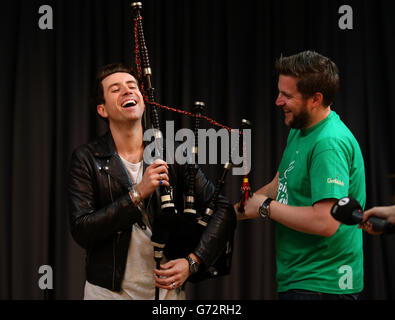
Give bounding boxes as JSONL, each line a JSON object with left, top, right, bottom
{"left": 275, "top": 75, "right": 311, "bottom": 130}
{"left": 97, "top": 72, "right": 145, "bottom": 125}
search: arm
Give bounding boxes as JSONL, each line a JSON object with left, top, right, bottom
{"left": 69, "top": 151, "right": 171, "bottom": 248}
{"left": 241, "top": 139, "right": 353, "bottom": 237}
{"left": 190, "top": 164, "right": 236, "bottom": 266}
{"left": 68, "top": 149, "right": 142, "bottom": 249}
{"left": 243, "top": 194, "right": 340, "bottom": 237}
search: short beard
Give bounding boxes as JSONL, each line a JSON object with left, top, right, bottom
{"left": 289, "top": 106, "right": 311, "bottom": 130}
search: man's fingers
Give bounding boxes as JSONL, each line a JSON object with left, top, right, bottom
{"left": 157, "top": 173, "right": 169, "bottom": 182}
{"left": 154, "top": 263, "right": 179, "bottom": 290}
{"left": 152, "top": 164, "right": 168, "bottom": 174}
{"left": 154, "top": 276, "right": 179, "bottom": 290}
{"left": 151, "top": 159, "right": 168, "bottom": 168}
{"left": 155, "top": 260, "right": 175, "bottom": 273}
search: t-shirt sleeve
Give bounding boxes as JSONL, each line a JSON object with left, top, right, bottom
{"left": 309, "top": 139, "right": 350, "bottom": 205}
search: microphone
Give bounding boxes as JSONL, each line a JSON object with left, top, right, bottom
{"left": 331, "top": 197, "right": 395, "bottom": 233}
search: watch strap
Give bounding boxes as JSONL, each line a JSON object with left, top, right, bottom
{"left": 186, "top": 255, "right": 200, "bottom": 274}
{"left": 259, "top": 197, "right": 274, "bottom": 219}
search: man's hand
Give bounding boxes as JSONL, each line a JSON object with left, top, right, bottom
{"left": 362, "top": 205, "right": 395, "bottom": 225}
{"left": 134, "top": 159, "right": 169, "bottom": 199}
{"left": 237, "top": 194, "right": 268, "bottom": 220}
{"left": 153, "top": 258, "right": 190, "bottom": 291}
{"left": 359, "top": 205, "right": 395, "bottom": 235}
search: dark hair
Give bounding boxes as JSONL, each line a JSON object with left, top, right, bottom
{"left": 275, "top": 51, "right": 339, "bottom": 106}
{"left": 94, "top": 63, "right": 141, "bottom": 106}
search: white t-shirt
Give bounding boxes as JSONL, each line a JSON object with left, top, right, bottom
{"left": 84, "top": 157, "right": 185, "bottom": 300}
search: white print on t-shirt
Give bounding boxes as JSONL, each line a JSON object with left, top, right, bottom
{"left": 277, "top": 160, "right": 295, "bottom": 205}
{"left": 327, "top": 177, "right": 345, "bottom": 186}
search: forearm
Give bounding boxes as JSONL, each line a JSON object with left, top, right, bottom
{"left": 69, "top": 193, "right": 141, "bottom": 248}
{"left": 189, "top": 165, "right": 236, "bottom": 265}
{"left": 270, "top": 200, "right": 339, "bottom": 237}
{"left": 194, "top": 199, "right": 236, "bottom": 266}
{"left": 243, "top": 193, "right": 339, "bottom": 237}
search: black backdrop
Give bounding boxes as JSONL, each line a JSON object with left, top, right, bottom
{"left": 1, "top": 0, "right": 395, "bottom": 300}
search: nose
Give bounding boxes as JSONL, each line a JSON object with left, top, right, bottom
{"left": 275, "top": 93, "right": 284, "bottom": 107}
{"left": 120, "top": 85, "right": 133, "bottom": 95}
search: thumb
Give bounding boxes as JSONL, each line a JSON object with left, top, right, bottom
{"left": 362, "top": 208, "right": 374, "bottom": 223}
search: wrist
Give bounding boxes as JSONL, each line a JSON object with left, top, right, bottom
{"left": 258, "top": 197, "right": 274, "bottom": 220}
{"left": 188, "top": 253, "right": 201, "bottom": 264}
{"left": 186, "top": 253, "right": 200, "bottom": 275}
{"left": 135, "top": 183, "right": 146, "bottom": 200}
{"left": 129, "top": 185, "right": 143, "bottom": 208}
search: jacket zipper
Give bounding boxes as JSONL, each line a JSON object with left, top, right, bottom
{"left": 107, "top": 172, "right": 114, "bottom": 203}
{"left": 106, "top": 170, "right": 120, "bottom": 290}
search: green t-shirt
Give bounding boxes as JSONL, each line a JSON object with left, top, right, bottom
{"left": 276, "top": 111, "right": 366, "bottom": 294}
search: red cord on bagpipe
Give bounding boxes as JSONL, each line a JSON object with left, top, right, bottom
{"left": 133, "top": 13, "right": 251, "bottom": 212}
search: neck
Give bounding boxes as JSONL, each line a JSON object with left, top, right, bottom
{"left": 109, "top": 121, "right": 144, "bottom": 163}
{"left": 304, "top": 106, "right": 331, "bottom": 130}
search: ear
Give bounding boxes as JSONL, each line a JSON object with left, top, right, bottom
{"left": 311, "top": 92, "right": 324, "bottom": 108}
{"left": 97, "top": 104, "right": 108, "bottom": 118}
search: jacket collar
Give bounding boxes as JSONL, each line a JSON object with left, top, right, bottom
{"left": 91, "top": 131, "right": 118, "bottom": 158}
{"left": 91, "top": 131, "right": 148, "bottom": 191}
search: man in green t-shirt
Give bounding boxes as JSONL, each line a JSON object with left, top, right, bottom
{"left": 237, "top": 51, "right": 366, "bottom": 300}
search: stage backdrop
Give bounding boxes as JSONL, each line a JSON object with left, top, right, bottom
{"left": 1, "top": 0, "right": 394, "bottom": 299}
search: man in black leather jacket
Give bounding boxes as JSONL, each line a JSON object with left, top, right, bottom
{"left": 68, "top": 63, "right": 236, "bottom": 299}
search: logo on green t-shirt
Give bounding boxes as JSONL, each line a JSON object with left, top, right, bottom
{"left": 327, "top": 176, "right": 345, "bottom": 186}
{"left": 277, "top": 160, "right": 295, "bottom": 205}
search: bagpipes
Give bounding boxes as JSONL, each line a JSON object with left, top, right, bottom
{"left": 131, "top": 2, "right": 251, "bottom": 299}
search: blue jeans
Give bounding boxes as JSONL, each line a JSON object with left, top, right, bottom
{"left": 279, "top": 289, "right": 359, "bottom": 300}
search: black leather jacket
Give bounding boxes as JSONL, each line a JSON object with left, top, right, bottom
{"left": 68, "top": 131, "right": 236, "bottom": 291}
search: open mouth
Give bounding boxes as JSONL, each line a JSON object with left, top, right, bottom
{"left": 121, "top": 99, "right": 137, "bottom": 108}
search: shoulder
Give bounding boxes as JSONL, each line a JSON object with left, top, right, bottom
{"left": 314, "top": 113, "right": 360, "bottom": 152}
{"left": 72, "top": 132, "right": 112, "bottom": 157}
{"left": 70, "top": 134, "right": 111, "bottom": 167}
{"left": 71, "top": 139, "right": 95, "bottom": 161}
{"left": 322, "top": 111, "right": 357, "bottom": 140}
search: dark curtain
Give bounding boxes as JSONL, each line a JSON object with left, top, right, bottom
{"left": 1, "top": 0, "right": 394, "bottom": 300}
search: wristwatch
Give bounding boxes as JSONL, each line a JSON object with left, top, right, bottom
{"left": 259, "top": 197, "right": 274, "bottom": 220}
{"left": 186, "top": 255, "right": 200, "bottom": 274}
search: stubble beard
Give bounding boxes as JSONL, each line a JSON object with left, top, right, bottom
{"left": 287, "top": 105, "right": 311, "bottom": 130}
